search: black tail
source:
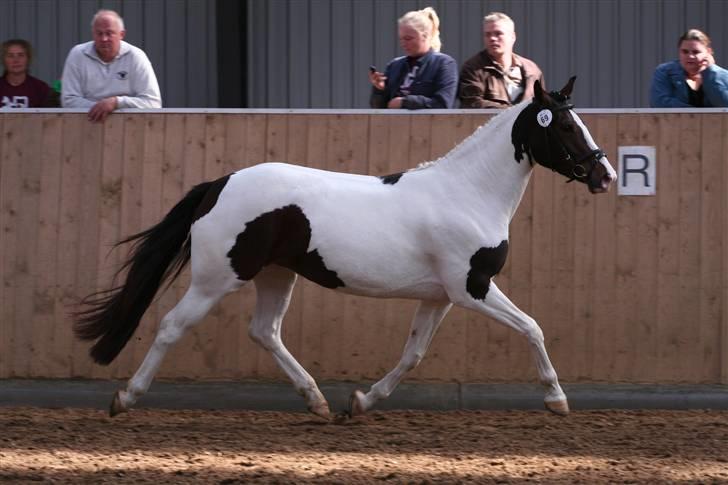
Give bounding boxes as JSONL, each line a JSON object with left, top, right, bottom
{"left": 74, "top": 178, "right": 222, "bottom": 365}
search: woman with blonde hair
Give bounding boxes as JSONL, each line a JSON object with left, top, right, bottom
{"left": 650, "top": 28, "right": 728, "bottom": 107}
{"left": 369, "top": 7, "right": 458, "bottom": 109}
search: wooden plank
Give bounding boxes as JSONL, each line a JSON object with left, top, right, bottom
{"left": 591, "top": 115, "right": 618, "bottom": 380}
{"left": 698, "top": 114, "right": 723, "bottom": 382}
{"left": 548, "top": 133, "right": 577, "bottom": 380}
{"left": 571, "top": 114, "right": 598, "bottom": 380}
{"left": 612, "top": 114, "right": 640, "bottom": 381}
{"left": 198, "top": 113, "right": 235, "bottom": 378}
{"left": 161, "top": 114, "right": 206, "bottom": 378}
{"left": 155, "top": 114, "right": 188, "bottom": 379}
{"left": 634, "top": 114, "right": 660, "bottom": 380}
{"left": 129, "top": 115, "right": 166, "bottom": 375}
{"left": 676, "top": 113, "right": 702, "bottom": 382}
{"left": 723, "top": 113, "right": 728, "bottom": 384}
{"left": 0, "top": 113, "right": 5, "bottom": 377}
{"left": 299, "top": 114, "right": 329, "bottom": 378}
{"left": 112, "top": 114, "right": 146, "bottom": 379}
{"left": 89, "top": 114, "right": 125, "bottom": 380}
{"left": 70, "top": 118, "right": 104, "bottom": 379}
{"left": 655, "top": 113, "right": 681, "bottom": 382}
{"left": 29, "top": 115, "right": 63, "bottom": 377}
{"left": 54, "top": 115, "right": 85, "bottom": 377}
{"left": 0, "top": 115, "right": 23, "bottom": 377}
{"left": 13, "top": 114, "right": 43, "bottom": 378}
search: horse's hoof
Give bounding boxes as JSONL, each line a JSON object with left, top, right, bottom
{"left": 109, "top": 391, "right": 128, "bottom": 418}
{"left": 545, "top": 399, "right": 570, "bottom": 416}
{"left": 308, "top": 401, "right": 331, "bottom": 421}
{"left": 348, "top": 390, "right": 367, "bottom": 417}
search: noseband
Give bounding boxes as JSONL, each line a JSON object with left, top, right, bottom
{"left": 537, "top": 95, "right": 605, "bottom": 183}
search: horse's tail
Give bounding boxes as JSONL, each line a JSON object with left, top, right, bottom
{"left": 74, "top": 178, "right": 222, "bottom": 365}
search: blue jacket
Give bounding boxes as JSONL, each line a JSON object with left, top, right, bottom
{"left": 650, "top": 60, "right": 728, "bottom": 107}
{"left": 370, "top": 49, "right": 458, "bottom": 109}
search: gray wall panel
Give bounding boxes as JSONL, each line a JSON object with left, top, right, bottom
{"left": 352, "top": 1, "right": 375, "bottom": 109}
{"left": 0, "top": 0, "right": 217, "bottom": 107}
{"left": 266, "top": 0, "right": 287, "bottom": 108}
{"left": 288, "top": 1, "right": 310, "bottom": 108}
{"left": 331, "top": 0, "right": 353, "bottom": 108}
{"left": 245, "top": 0, "right": 728, "bottom": 108}
{"left": 309, "top": 0, "right": 332, "bottom": 107}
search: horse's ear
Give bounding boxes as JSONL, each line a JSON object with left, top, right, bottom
{"left": 559, "top": 76, "right": 577, "bottom": 98}
{"left": 534, "top": 79, "right": 545, "bottom": 103}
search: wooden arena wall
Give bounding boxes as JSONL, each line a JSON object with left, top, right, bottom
{"left": 1, "top": 111, "right": 727, "bottom": 384}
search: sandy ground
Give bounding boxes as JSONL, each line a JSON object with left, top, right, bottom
{"left": 0, "top": 407, "right": 727, "bottom": 484}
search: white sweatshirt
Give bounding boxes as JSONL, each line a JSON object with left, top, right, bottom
{"left": 61, "top": 40, "right": 162, "bottom": 108}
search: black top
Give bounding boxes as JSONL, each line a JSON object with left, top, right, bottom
{"left": 686, "top": 81, "right": 704, "bottom": 107}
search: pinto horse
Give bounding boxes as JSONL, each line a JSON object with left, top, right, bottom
{"left": 75, "top": 78, "right": 616, "bottom": 419}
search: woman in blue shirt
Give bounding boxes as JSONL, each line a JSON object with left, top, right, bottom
{"left": 369, "top": 7, "right": 458, "bottom": 109}
{"left": 650, "top": 29, "right": 728, "bottom": 107}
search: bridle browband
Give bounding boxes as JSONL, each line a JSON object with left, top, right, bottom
{"left": 536, "top": 93, "right": 605, "bottom": 183}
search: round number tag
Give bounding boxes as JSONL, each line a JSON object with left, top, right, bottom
{"left": 537, "top": 109, "right": 553, "bottom": 127}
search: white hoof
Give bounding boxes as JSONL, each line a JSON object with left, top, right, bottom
{"left": 109, "top": 390, "right": 128, "bottom": 418}
{"left": 308, "top": 400, "right": 331, "bottom": 421}
{"left": 545, "top": 399, "right": 570, "bottom": 416}
{"left": 348, "top": 390, "right": 367, "bottom": 417}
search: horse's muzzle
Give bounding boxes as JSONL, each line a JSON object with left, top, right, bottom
{"left": 588, "top": 158, "right": 617, "bottom": 193}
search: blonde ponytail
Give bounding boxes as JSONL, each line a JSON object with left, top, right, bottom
{"left": 398, "top": 6, "right": 443, "bottom": 52}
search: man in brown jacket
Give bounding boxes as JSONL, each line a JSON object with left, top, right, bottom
{"left": 458, "top": 12, "right": 544, "bottom": 108}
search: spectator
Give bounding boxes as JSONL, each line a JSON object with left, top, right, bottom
{"left": 458, "top": 12, "right": 544, "bottom": 108}
{"left": 61, "top": 9, "right": 161, "bottom": 122}
{"left": 0, "top": 39, "right": 53, "bottom": 108}
{"left": 369, "top": 6, "right": 457, "bottom": 109}
{"left": 650, "top": 29, "right": 728, "bottom": 107}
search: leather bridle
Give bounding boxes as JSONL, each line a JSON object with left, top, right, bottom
{"left": 537, "top": 96, "right": 606, "bottom": 184}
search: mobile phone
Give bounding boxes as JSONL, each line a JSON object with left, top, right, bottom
{"left": 369, "top": 65, "right": 377, "bottom": 73}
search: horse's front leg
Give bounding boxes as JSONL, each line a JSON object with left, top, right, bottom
{"left": 455, "top": 281, "right": 569, "bottom": 415}
{"left": 348, "top": 300, "right": 452, "bottom": 416}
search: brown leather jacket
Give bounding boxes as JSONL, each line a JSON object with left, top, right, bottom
{"left": 458, "top": 50, "right": 544, "bottom": 108}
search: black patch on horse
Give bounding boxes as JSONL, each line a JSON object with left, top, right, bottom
{"left": 466, "top": 240, "right": 509, "bottom": 300}
{"left": 379, "top": 172, "right": 404, "bottom": 185}
{"left": 227, "top": 205, "right": 345, "bottom": 288}
{"left": 193, "top": 173, "right": 231, "bottom": 223}
{"left": 511, "top": 106, "right": 535, "bottom": 165}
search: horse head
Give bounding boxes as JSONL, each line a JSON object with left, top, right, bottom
{"left": 512, "top": 76, "right": 617, "bottom": 193}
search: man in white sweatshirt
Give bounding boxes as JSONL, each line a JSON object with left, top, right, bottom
{"left": 61, "top": 9, "right": 161, "bottom": 122}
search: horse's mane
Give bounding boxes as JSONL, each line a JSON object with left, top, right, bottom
{"left": 407, "top": 102, "right": 529, "bottom": 173}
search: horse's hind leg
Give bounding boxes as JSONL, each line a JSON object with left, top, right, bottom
{"left": 349, "top": 300, "right": 452, "bottom": 416}
{"left": 458, "top": 282, "right": 569, "bottom": 415}
{"left": 111, "top": 283, "right": 229, "bottom": 416}
{"left": 249, "top": 265, "right": 330, "bottom": 420}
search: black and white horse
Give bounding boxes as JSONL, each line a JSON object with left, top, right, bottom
{"left": 75, "top": 78, "right": 616, "bottom": 419}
